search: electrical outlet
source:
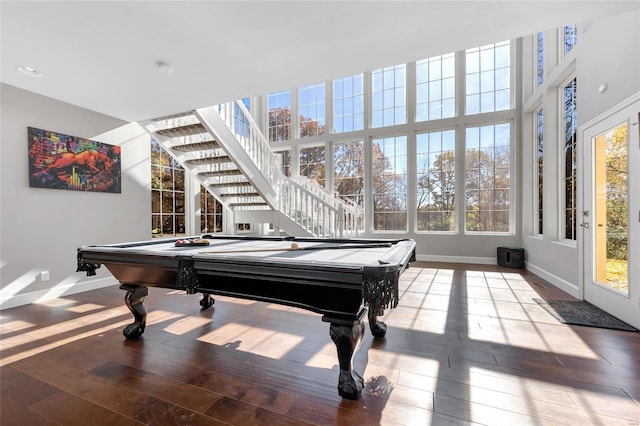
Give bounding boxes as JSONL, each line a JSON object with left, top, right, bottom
{"left": 40, "top": 271, "right": 50, "bottom": 281}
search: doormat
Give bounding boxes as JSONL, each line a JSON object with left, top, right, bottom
{"left": 534, "top": 298, "right": 638, "bottom": 332}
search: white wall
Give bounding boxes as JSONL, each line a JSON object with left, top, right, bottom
{"left": 578, "top": 10, "right": 640, "bottom": 124}
{"left": 521, "top": 10, "right": 639, "bottom": 297}
{"left": 0, "top": 84, "right": 151, "bottom": 308}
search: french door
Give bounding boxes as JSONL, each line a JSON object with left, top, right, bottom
{"left": 581, "top": 96, "right": 639, "bottom": 329}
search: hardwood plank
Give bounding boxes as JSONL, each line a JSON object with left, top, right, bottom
{"left": 90, "top": 360, "right": 224, "bottom": 412}
{"left": 29, "top": 391, "right": 144, "bottom": 425}
{"left": 12, "top": 357, "right": 158, "bottom": 417}
{"left": 134, "top": 400, "right": 229, "bottom": 425}
{"left": 0, "top": 369, "right": 60, "bottom": 426}
{"left": 203, "top": 396, "right": 311, "bottom": 426}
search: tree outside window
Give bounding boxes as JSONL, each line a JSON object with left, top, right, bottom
{"left": 416, "top": 130, "right": 456, "bottom": 231}
{"left": 465, "top": 123, "right": 511, "bottom": 232}
{"left": 151, "top": 139, "right": 185, "bottom": 237}
{"left": 372, "top": 136, "right": 407, "bottom": 230}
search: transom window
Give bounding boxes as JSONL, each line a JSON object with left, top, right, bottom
{"left": 465, "top": 41, "right": 511, "bottom": 115}
{"left": 536, "top": 32, "right": 544, "bottom": 86}
{"left": 416, "top": 53, "right": 456, "bottom": 121}
{"left": 333, "top": 74, "right": 364, "bottom": 133}
{"left": 416, "top": 130, "right": 456, "bottom": 231}
{"left": 371, "top": 64, "right": 406, "bottom": 128}
{"left": 563, "top": 25, "right": 578, "bottom": 57}
{"left": 465, "top": 123, "right": 511, "bottom": 232}
{"left": 299, "top": 82, "right": 325, "bottom": 138}
{"left": 268, "top": 90, "right": 292, "bottom": 142}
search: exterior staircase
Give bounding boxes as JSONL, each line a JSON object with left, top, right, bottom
{"left": 140, "top": 101, "right": 359, "bottom": 237}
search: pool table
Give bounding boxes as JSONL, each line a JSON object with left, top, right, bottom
{"left": 77, "top": 234, "right": 416, "bottom": 399}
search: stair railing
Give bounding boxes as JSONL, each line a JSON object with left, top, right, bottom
{"left": 215, "top": 100, "right": 359, "bottom": 237}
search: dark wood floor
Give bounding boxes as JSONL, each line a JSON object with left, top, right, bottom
{"left": 2, "top": 262, "right": 639, "bottom": 425}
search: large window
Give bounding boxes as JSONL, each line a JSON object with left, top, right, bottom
{"left": 151, "top": 139, "right": 185, "bottom": 237}
{"left": 299, "top": 82, "right": 325, "bottom": 138}
{"left": 465, "top": 41, "right": 511, "bottom": 115}
{"left": 563, "top": 77, "right": 578, "bottom": 240}
{"left": 333, "top": 74, "right": 364, "bottom": 133}
{"left": 416, "top": 130, "right": 456, "bottom": 231}
{"left": 372, "top": 136, "right": 407, "bottom": 230}
{"left": 465, "top": 123, "right": 511, "bottom": 232}
{"left": 268, "top": 90, "right": 292, "bottom": 142}
{"left": 334, "top": 141, "right": 365, "bottom": 230}
{"left": 536, "top": 108, "right": 544, "bottom": 235}
{"left": 299, "top": 146, "right": 325, "bottom": 187}
{"left": 416, "top": 53, "right": 456, "bottom": 121}
{"left": 200, "top": 185, "right": 223, "bottom": 234}
{"left": 371, "top": 64, "right": 406, "bottom": 128}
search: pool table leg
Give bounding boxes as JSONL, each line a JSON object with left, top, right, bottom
{"left": 329, "top": 321, "right": 365, "bottom": 400}
{"left": 367, "top": 304, "right": 388, "bottom": 337}
{"left": 120, "top": 284, "right": 149, "bottom": 340}
{"left": 199, "top": 292, "right": 215, "bottom": 309}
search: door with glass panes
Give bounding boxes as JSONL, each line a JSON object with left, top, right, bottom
{"left": 581, "top": 97, "right": 639, "bottom": 329}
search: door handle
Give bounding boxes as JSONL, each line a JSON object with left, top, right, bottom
{"left": 580, "top": 223, "right": 590, "bottom": 228}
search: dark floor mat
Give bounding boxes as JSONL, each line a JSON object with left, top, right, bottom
{"left": 534, "top": 298, "right": 638, "bottom": 332}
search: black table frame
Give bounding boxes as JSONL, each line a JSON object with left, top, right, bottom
{"left": 78, "top": 235, "right": 416, "bottom": 399}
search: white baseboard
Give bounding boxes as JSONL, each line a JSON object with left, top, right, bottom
{"left": 0, "top": 277, "right": 116, "bottom": 310}
{"left": 525, "top": 262, "right": 580, "bottom": 298}
{"left": 416, "top": 254, "right": 496, "bottom": 265}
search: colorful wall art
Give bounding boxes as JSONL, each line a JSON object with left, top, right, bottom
{"left": 28, "top": 127, "right": 121, "bottom": 193}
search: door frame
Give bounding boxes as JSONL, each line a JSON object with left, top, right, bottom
{"left": 577, "top": 92, "right": 640, "bottom": 329}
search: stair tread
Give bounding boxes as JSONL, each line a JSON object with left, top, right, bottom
{"left": 229, "top": 202, "right": 269, "bottom": 207}
{"left": 220, "top": 192, "right": 261, "bottom": 197}
{"left": 208, "top": 181, "right": 252, "bottom": 188}
{"left": 185, "top": 156, "right": 232, "bottom": 165}
{"left": 155, "top": 123, "right": 207, "bottom": 137}
{"left": 198, "top": 170, "right": 243, "bottom": 177}
{"left": 171, "top": 141, "right": 220, "bottom": 152}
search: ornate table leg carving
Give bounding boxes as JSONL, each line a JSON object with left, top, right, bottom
{"left": 200, "top": 292, "right": 215, "bottom": 309}
{"left": 329, "top": 321, "right": 365, "bottom": 400}
{"left": 120, "top": 284, "right": 148, "bottom": 340}
{"left": 367, "top": 303, "right": 388, "bottom": 337}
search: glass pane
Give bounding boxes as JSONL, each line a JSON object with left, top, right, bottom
{"left": 151, "top": 165, "right": 162, "bottom": 190}
{"left": 162, "top": 214, "right": 174, "bottom": 234}
{"left": 594, "top": 123, "right": 628, "bottom": 294}
{"left": 161, "top": 167, "right": 173, "bottom": 190}
{"left": 151, "top": 190, "right": 160, "bottom": 213}
{"left": 152, "top": 215, "right": 162, "bottom": 237}
{"left": 162, "top": 191, "right": 174, "bottom": 213}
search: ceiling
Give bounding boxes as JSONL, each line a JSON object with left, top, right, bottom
{"left": 2, "top": 1, "right": 639, "bottom": 122}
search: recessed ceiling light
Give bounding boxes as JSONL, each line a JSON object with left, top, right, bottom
{"left": 16, "top": 66, "right": 42, "bottom": 77}
{"left": 156, "top": 61, "right": 175, "bottom": 74}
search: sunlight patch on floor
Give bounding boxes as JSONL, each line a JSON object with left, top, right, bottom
{"left": 66, "top": 303, "right": 106, "bottom": 313}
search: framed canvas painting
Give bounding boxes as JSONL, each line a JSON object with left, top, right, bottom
{"left": 28, "top": 127, "right": 121, "bottom": 193}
